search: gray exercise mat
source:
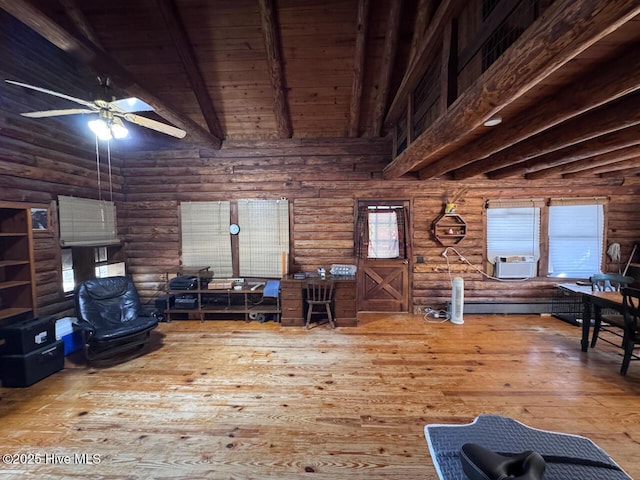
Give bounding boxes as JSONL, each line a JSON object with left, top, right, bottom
{"left": 424, "top": 414, "right": 631, "bottom": 480}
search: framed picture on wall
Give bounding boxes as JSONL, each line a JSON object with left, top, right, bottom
{"left": 31, "top": 207, "right": 50, "bottom": 232}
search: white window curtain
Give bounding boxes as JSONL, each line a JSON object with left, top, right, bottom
{"left": 486, "top": 200, "right": 541, "bottom": 264}
{"left": 367, "top": 209, "right": 400, "bottom": 259}
{"left": 58, "top": 195, "right": 119, "bottom": 246}
{"left": 238, "top": 199, "right": 289, "bottom": 277}
{"left": 548, "top": 202, "right": 604, "bottom": 278}
{"left": 180, "top": 201, "right": 232, "bottom": 276}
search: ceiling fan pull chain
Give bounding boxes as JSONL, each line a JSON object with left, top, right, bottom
{"left": 107, "top": 140, "right": 113, "bottom": 203}
{"left": 94, "top": 134, "right": 102, "bottom": 202}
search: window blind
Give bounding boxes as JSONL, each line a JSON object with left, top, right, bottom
{"left": 548, "top": 197, "right": 607, "bottom": 206}
{"left": 548, "top": 204, "right": 604, "bottom": 278}
{"left": 238, "top": 199, "right": 289, "bottom": 277}
{"left": 486, "top": 198, "right": 545, "bottom": 209}
{"left": 180, "top": 201, "right": 232, "bottom": 276}
{"left": 486, "top": 207, "right": 540, "bottom": 264}
{"left": 58, "top": 195, "right": 119, "bottom": 246}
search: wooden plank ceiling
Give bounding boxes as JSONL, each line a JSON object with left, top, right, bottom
{"left": 0, "top": 0, "right": 639, "bottom": 181}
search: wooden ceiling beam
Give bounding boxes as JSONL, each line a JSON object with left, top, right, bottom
{"left": 383, "top": 0, "right": 640, "bottom": 180}
{"left": 0, "top": 0, "right": 222, "bottom": 149}
{"left": 58, "top": 0, "right": 104, "bottom": 49}
{"left": 564, "top": 157, "right": 640, "bottom": 178}
{"left": 348, "top": 0, "right": 370, "bottom": 137}
{"left": 524, "top": 140, "right": 640, "bottom": 180}
{"left": 369, "top": 0, "right": 402, "bottom": 137}
{"left": 441, "top": 44, "right": 640, "bottom": 179}
{"left": 157, "top": 0, "right": 224, "bottom": 140}
{"left": 461, "top": 91, "right": 640, "bottom": 179}
{"left": 598, "top": 165, "right": 640, "bottom": 178}
{"left": 258, "top": 0, "right": 292, "bottom": 138}
{"left": 487, "top": 119, "right": 640, "bottom": 179}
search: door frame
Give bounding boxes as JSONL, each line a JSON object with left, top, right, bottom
{"left": 354, "top": 199, "right": 412, "bottom": 312}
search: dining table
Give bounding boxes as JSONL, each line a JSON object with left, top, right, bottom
{"left": 555, "top": 283, "right": 624, "bottom": 352}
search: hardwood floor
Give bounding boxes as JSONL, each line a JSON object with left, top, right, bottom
{"left": 1, "top": 314, "right": 639, "bottom": 479}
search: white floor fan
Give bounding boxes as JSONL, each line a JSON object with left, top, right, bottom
{"left": 450, "top": 277, "right": 464, "bottom": 324}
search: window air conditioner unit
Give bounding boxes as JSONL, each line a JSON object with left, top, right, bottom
{"left": 494, "top": 256, "right": 537, "bottom": 279}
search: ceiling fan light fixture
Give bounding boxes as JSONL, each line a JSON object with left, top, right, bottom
{"left": 88, "top": 118, "right": 112, "bottom": 141}
{"left": 111, "top": 117, "right": 128, "bottom": 139}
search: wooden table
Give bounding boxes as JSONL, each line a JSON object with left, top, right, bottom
{"left": 556, "top": 283, "right": 624, "bottom": 352}
{"left": 280, "top": 275, "right": 357, "bottom": 327}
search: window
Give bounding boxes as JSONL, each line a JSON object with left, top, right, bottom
{"left": 62, "top": 248, "right": 75, "bottom": 293}
{"left": 355, "top": 203, "right": 408, "bottom": 259}
{"left": 180, "top": 201, "right": 233, "bottom": 276}
{"left": 548, "top": 203, "right": 604, "bottom": 278}
{"left": 367, "top": 209, "right": 400, "bottom": 258}
{"left": 486, "top": 203, "right": 541, "bottom": 264}
{"left": 61, "top": 246, "right": 125, "bottom": 294}
{"left": 94, "top": 247, "right": 125, "bottom": 278}
{"left": 238, "top": 199, "right": 289, "bottom": 277}
{"left": 180, "top": 199, "right": 290, "bottom": 278}
{"left": 485, "top": 197, "right": 607, "bottom": 278}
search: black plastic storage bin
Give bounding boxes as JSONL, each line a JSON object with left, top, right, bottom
{"left": 0, "top": 340, "right": 64, "bottom": 387}
{"left": 0, "top": 316, "right": 56, "bottom": 355}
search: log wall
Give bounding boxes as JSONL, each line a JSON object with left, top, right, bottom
{"left": 0, "top": 13, "right": 125, "bottom": 318}
{"left": 121, "top": 140, "right": 640, "bottom": 312}
{"left": 2, "top": 11, "right": 639, "bottom": 318}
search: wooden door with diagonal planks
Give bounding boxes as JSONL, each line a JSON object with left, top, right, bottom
{"left": 357, "top": 259, "right": 409, "bottom": 311}
{"left": 355, "top": 200, "right": 410, "bottom": 312}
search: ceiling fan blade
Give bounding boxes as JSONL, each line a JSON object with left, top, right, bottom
{"left": 6, "top": 80, "right": 97, "bottom": 109}
{"left": 21, "top": 108, "right": 96, "bottom": 118}
{"left": 123, "top": 113, "right": 187, "bottom": 138}
{"left": 109, "top": 97, "right": 154, "bottom": 113}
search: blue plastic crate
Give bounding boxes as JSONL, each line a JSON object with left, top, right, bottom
{"left": 61, "top": 330, "right": 83, "bottom": 355}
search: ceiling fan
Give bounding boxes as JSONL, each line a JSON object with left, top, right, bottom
{"left": 5, "top": 77, "right": 187, "bottom": 140}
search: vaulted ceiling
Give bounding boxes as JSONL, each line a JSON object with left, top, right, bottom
{"left": 1, "top": 0, "right": 639, "bottom": 181}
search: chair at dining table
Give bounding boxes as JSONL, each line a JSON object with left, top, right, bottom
{"left": 588, "top": 273, "right": 634, "bottom": 349}
{"left": 619, "top": 287, "right": 640, "bottom": 375}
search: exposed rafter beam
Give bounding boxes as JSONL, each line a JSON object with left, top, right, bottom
{"left": 565, "top": 157, "right": 640, "bottom": 178}
{"left": 465, "top": 92, "right": 640, "bottom": 179}
{"left": 258, "top": 0, "right": 292, "bottom": 138}
{"left": 385, "top": 0, "right": 462, "bottom": 126}
{"left": 348, "top": 0, "right": 370, "bottom": 137}
{"left": 598, "top": 164, "right": 640, "bottom": 178}
{"left": 58, "top": 0, "right": 104, "bottom": 49}
{"left": 0, "top": 0, "right": 222, "bottom": 149}
{"left": 157, "top": 0, "right": 224, "bottom": 140}
{"left": 442, "top": 44, "right": 640, "bottom": 179}
{"left": 383, "top": 0, "right": 640, "bottom": 179}
{"left": 369, "top": 0, "right": 402, "bottom": 137}
{"left": 526, "top": 142, "right": 640, "bottom": 179}
{"left": 489, "top": 125, "right": 640, "bottom": 178}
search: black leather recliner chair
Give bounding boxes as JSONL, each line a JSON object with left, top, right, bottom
{"left": 74, "top": 276, "right": 159, "bottom": 365}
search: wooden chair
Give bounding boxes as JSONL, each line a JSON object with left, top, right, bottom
{"left": 620, "top": 287, "right": 640, "bottom": 375}
{"left": 588, "top": 273, "right": 634, "bottom": 348}
{"left": 305, "top": 280, "right": 335, "bottom": 329}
